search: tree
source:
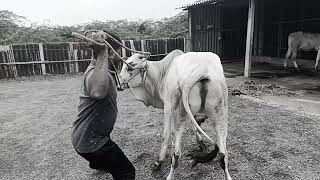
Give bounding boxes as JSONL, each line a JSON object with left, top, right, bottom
{"left": 0, "top": 10, "right": 188, "bottom": 45}
{"left": 0, "top": 10, "right": 26, "bottom": 45}
{"left": 152, "top": 12, "right": 188, "bottom": 39}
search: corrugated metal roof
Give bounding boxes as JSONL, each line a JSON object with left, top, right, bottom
{"left": 180, "top": 0, "right": 220, "bottom": 9}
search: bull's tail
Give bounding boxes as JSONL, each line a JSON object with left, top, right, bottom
{"left": 182, "top": 67, "right": 215, "bottom": 144}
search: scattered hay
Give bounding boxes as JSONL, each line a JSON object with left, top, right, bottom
{"left": 228, "top": 80, "right": 297, "bottom": 97}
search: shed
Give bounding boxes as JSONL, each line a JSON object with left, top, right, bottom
{"left": 183, "top": 0, "right": 320, "bottom": 77}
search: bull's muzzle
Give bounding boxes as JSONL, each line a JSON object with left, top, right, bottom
{"left": 118, "top": 75, "right": 130, "bottom": 90}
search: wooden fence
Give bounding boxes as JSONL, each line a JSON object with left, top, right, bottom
{"left": 0, "top": 38, "right": 189, "bottom": 79}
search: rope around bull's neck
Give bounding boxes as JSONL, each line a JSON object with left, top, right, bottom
{"left": 72, "top": 30, "right": 150, "bottom": 69}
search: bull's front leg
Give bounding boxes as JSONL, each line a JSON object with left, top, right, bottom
{"left": 315, "top": 49, "right": 320, "bottom": 70}
{"left": 291, "top": 52, "right": 299, "bottom": 71}
{"left": 151, "top": 108, "right": 172, "bottom": 171}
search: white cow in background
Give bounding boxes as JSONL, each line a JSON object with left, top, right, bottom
{"left": 119, "top": 50, "right": 232, "bottom": 180}
{"left": 285, "top": 31, "right": 320, "bottom": 70}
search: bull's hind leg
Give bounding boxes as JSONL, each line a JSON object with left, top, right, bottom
{"left": 284, "top": 48, "right": 292, "bottom": 69}
{"left": 166, "top": 121, "right": 186, "bottom": 180}
{"left": 292, "top": 52, "right": 299, "bottom": 71}
{"left": 208, "top": 110, "right": 232, "bottom": 180}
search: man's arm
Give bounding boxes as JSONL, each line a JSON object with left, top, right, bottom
{"left": 85, "top": 49, "right": 110, "bottom": 99}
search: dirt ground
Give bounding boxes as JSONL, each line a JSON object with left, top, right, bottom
{"left": 0, "top": 75, "right": 320, "bottom": 180}
{"left": 224, "top": 59, "right": 320, "bottom": 116}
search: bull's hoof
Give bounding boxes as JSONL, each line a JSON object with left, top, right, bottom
{"left": 283, "top": 64, "right": 288, "bottom": 69}
{"left": 150, "top": 161, "right": 162, "bottom": 171}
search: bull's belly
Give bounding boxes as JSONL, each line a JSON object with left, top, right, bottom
{"left": 300, "top": 41, "right": 320, "bottom": 51}
{"left": 300, "top": 45, "right": 319, "bottom": 51}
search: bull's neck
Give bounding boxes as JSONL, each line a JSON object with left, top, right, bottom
{"left": 142, "top": 60, "right": 170, "bottom": 102}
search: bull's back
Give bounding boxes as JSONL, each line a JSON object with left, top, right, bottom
{"left": 173, "top": 52, "right": 227, "bottom": 115}
{"left": 289, "top": 32, "right": 320, "bottom": 50}
{"left": 170, "top": 52, "right": 225, "bottom": 81}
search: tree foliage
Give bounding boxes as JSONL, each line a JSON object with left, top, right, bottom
{"left": 152, "top": 12, "right": 189, "bottom": 39}
{"left": 0, "top": 10, "right": 26, "bottom": 44}
{"left": 0, "top": 10, "right": 188, "bottom": 45}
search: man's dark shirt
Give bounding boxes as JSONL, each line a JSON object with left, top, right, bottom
{"left": 72, "top": 60, "right": 118, "bottom": 153}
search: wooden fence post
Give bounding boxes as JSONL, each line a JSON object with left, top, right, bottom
{"left": 141, "top": 40, "right": 146, "bottom": 52}
{"left": 8, "top": 45, "right": 18, "bottom": 78}
{"left": 0, "top": 45, "right": 10, "bottom": 78}
{"left": 184, "top": 38, "right": 192, "bottom": 52}
{"left": 129, "top": 40, "right": 136, "bottom": 55}
{"left": 188, "top": 9, "right": 192, "bottom": 51}
{"left": 121, "top": 40, "right": 126, "bottom": 57}
{"left": 39, "top": 43, "right": 46, "bottom": 75}
{"left": 165, "top": 39, "right": 168, "bottom": 54}
{"left": 74, "top": 49, "right": 79, "bottom": 73}
{"left": 68, "top": 42, "right": 74, "bottom": 73}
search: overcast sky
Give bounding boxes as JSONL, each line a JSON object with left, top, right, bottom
{"left": 2, "top": 0, "right": 195, "bottom": 26}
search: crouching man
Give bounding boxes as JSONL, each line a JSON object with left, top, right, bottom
{"left": 71, "top": 31, "right": 135, "bottom": 180}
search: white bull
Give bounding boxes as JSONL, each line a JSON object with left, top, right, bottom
{"left": 285, "top": 31, "right": 320, "bottom": 70}
{"left": 119, "top": 50, "right": 232, "bottom": 180}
